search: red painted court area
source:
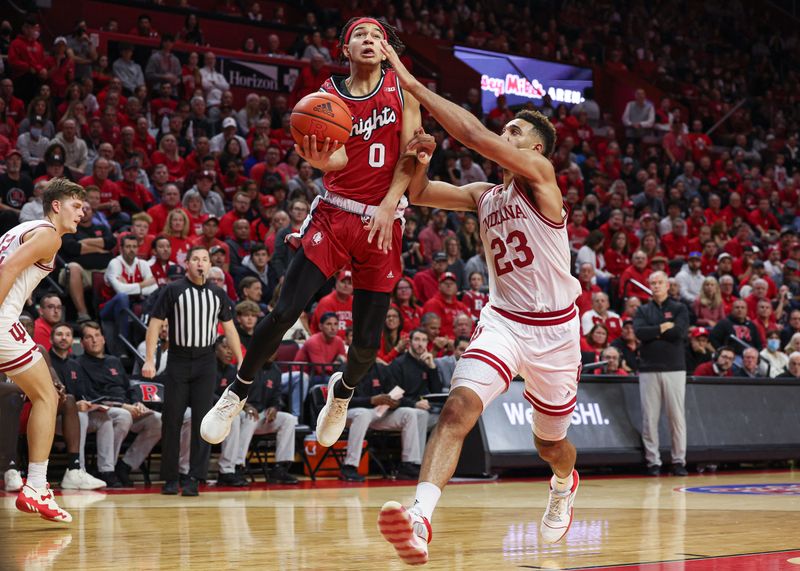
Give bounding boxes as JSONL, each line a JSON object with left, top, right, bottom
{"left": 565, "top": 550, "right": 800, "bottom": 571}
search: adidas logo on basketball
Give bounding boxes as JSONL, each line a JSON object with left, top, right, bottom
{"left": 312, "top": 102, "right": 335, "bottom": 117}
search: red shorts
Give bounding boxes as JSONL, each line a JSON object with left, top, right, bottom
{"left": 301, "top": 201, "right": 402, "bottom": 293}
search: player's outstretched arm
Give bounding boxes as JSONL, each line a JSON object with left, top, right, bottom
{"left": 0, "top": 227, "right": 59, "bottom": 308}
{"left": 379, "top": 40, "right": 554, "bottom": 185}
{"left": 406, "top": 130, "right": 490, "bottom": 212}
{"left": 366, "top": 92, "right": 422, "bottom": 253}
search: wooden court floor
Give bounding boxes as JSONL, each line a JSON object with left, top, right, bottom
{"left": 1, "top": 470, "right": 799, "bottom": 570}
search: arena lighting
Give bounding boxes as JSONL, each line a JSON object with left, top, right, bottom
{"left": 453, "top": 45, "right": 593, "bottom": 114}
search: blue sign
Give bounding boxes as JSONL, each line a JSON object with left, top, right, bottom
{"left": 453, "top": 46, "right": 593, "bottom": 114}
{"left": 678, "top": 483, "right": 800, "bottom": 496}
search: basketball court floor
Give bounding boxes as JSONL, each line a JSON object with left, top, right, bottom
{"left": 1, "top": 470, "right": 799, "bottom": 570}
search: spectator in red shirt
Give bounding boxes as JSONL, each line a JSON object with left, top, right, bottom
{"left": 418, "top": 209, "right": 456, "bottom": 264}
{"left": 486, "top": 94, "right": 514, "bottom": 131}
{"left": 581, "top": 291, "right": 623, "bottom": 342}
{"left": 117, "top": 212, "right": 155, "bottom": 259}
{"left": 250, "top": 144, "right": 287, "bottom": 193}
{"left": 576, "top": 262, "right": 602, "bottom": 315}
{"left": 290, "top": 53, "right": 330, "bottom": 105}
{"left": 422, "top": 272, "right": 469, "bottom": 339}
{"left": 218, "top": 191, "right": 252, "bottom": 240}
{"left": 147, "top": 183, "right": 184, "bottom": 234}
{"left": 704, "top": 193, "right": 725, "bottom": 227}
{"left": 661, "top": 218, "right": 690, "bottom": 262}
{"left": 0, "top": 78, "right": 26, "bottom": 125}
{"left": 693, "top": 346, "right": 735, "bottom": 377}
{"left": 33, "top": 293, "right": 63, "bottom": 350}
{"left": 599, "top": 346, "right": 628, "bottom": 376}
{"left": 7, "top": 16, "right": 47, "bottom": 101}
{"left": 722, "top": 192, "right": 749, "bottom": 227}
{"left": 619, "top": 250, "right": 653, "bottom": 301}
{"left": 151, "top": 133, "right": 187, "bottom": 186}
{"left": 687, "top": 224, "right": 712, "bottom": 253}
{"left": 699, "top": 241, "right": 719, "bottom": 277}
{"left": 581, "top": 323, "right": 609, "bottom": 362}
{"left": 377, "top": 306, "right": 408, "bottom": 365}
{"left": 149, "top": 236, "right": 177, "bottom": 286}
{"left": 567, "top": 208, "right": 590, "bottom": 251}
{"left": 662, "top": 120, "right": 689, "bottom": 164}
{"left": 753, "top": 298, "right": 779, "bottom": 347}
{"left": 414, "top": 251, "right": 449, "bottom": 304}
{"left": 461, "top": 271, "right": 488, "bottom": 322}
{"left": 718, "top": 275, "right": 738, "bottom": 315}
{"left": 310, "top": 270, "right": 354, "bottom": 339}
{"left": 162, "top": 208, "right": 191, "bottom": 266}
{"left": 687, "top": 119, "right": 712, "bottom": 163}
{"left": 295, "top": 312, "right": 347, "bottom": 377}
{"left": 118, "top": 160, "right": 153, "bottom": 213}
{"left": 392, "top": 278, "right": 422, "bottom": 333}
{"left": 133, "top": 116, "right": 157, "bottom": 158}
{"left": 79, "top": 157, "right": 121, "bottom": 215}
{"left": 604, "top": 231, "right": 631, "bottom": 277}
{"left": 747, "top": 197, "right": 781, "bottom": 237}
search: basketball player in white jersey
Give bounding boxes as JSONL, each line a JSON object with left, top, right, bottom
{"left": 377, "top": 43, "right": 582, "bottom": 564}
{"left": 1, "top": 178, "right": 85, "bottom": 523}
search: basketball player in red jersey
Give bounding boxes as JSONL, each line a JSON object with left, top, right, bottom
{"left": 201, "top": 18, "right": 422, "bottom": 447}
{"left": 376, "top": 43, "right": 582, "bottom": 564}
{"left": 1, "top": 179, "right": 86, "bottom": 523}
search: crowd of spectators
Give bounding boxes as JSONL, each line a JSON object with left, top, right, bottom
{"left": 0, "top": 0, "right": 799, "bottom": 487}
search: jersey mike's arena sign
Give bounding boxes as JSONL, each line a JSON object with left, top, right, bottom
{"left": 454, "top": 45, "right": 593, "bottom": 112}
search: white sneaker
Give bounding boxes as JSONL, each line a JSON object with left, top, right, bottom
{"left": 61, "top": 469, "right": 106, "bottom": 490}
{"left": 201, "top": 386, "right": 247, "bottom": 445}
{"left": 540, "top": 469, "right": 579, "bottom": 544}
{"left": 4, "top": 468, "right": 23, "bottom": 492}
{"left": 315, "top": 373, "right": 351, "bottom": 447}
{"left": 378, "top": 501, "right": 431, "bottom": 565}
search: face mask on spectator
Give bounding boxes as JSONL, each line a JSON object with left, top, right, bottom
{"left": 30, "top": 127, "right": 42, "bottom": 138}
{"left": 767, "top": 339, "right": 780, "bottom": 352}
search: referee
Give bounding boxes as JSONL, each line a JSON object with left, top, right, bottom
{"left": 143, "top": 246, "right": 242, "bottom": 496}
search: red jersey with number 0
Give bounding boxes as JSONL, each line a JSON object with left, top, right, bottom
{"left": 319, "top": 70, "right": 404, "bottom": 206}
{"left": 478, "top": 180, "right": 580, "bottom": 313}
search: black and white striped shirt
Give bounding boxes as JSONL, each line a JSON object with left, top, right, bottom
{"left": 150, "top": 278, "right": 233, "bottom": 352}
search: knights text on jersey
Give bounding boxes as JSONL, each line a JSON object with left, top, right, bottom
{"left": 478, "top": 180, "right": 581, "bottom": 314}
{"left": 0, "top": 220, "right": 57, "bottom": 322}
{"left": 320, "top": 69, "right": 404, "bottom": 206}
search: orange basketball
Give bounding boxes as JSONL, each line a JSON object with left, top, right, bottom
{"left": 290, "top": 92, "right": 352, "bottom": 151}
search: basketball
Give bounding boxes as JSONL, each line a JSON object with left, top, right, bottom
{"left": 290, "top": 92, "right": 352, "bottom": 151}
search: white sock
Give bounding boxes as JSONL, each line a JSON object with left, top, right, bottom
{"left": 553, "top": 471, "right": 573, "bottom": 493}
{"left": 27, "top": 460, "right": 48, "bottom": 489}
{"left": 412, "top": 481, "right": 442, "bottom": 521}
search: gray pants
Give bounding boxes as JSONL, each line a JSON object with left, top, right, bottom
{"left": 345, "top": 407, "right": 429, "bottom": 467}
{"left": 217, "top": 410, "right": 297, "bottom": 473}
{"left": 73, "top": 410, "right": 115, "bottom": 472}
{"left": 107, "top": 407, "right": 163, "bottom": 472}
{"left": 639, "top": 371, "right": 687, "bottom": 466}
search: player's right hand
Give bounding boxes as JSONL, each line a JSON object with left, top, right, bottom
{"left": 406, "top": 128, "right": 436, "bottom": 164}
{"left": 294, "top": 135, "right": 341, "bottom": 170}
{"left": 141, "top": 361, "right": 156, "bottom": 379}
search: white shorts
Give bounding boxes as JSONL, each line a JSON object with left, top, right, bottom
{"left": 0, "top": 320, "right": 43, "bottom": 377}
{"left": 452, "top": 303, "right": 581, "bottom": 441}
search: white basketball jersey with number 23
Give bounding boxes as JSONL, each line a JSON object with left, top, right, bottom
{"left": 478, "top": 179, "right": 580, "bottom": 314}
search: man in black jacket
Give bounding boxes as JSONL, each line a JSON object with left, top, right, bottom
{"left": 709, "top": 299, "right": 762, "bottom": 354}
{"left": 213, "top": 337, "right": 298, "bottom": 486}
{"left": 77, "top": 322, "right": 162, "bottom": 487}
{"left": 340, "top": 363, "right": 430, "bottom": 482}
{"left": 633, "top": 271, "right": 690, "bottom": 476}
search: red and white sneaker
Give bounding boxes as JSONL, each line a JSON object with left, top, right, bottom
{"left": 378, "top": 501, "right": 432, "bottom": 566}
{"left": 540, "top": 469, "right": 579, "bottom": 544}
{"left": 16, "top": 484, "right": 73, "bottom": 523}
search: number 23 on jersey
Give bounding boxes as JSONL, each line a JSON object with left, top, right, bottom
{"left": 491, "top": 230, "right": 534, "bottom": 276}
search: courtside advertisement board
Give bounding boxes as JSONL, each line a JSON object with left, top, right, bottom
{"left": 453, "top": 46, "right": 593, "bottom": 114}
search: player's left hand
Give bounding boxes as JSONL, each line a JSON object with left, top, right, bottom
{"left": 365, "top": 202, "right": 395, "bottom": 253}
{"left": 379, "top": 40, "right": 416, "bottom": 89}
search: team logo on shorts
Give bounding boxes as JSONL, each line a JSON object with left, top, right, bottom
{"left": 312, "top": 231, "right": 323, "bottom": 245}
{"left": 386, "top": 270, "right": 395, "bottom": 279}
{"left": 677, "top": 483, "right": 800, "bottom": 496}
{"left": 361, "top": 215, "right": 371, "bottom": 225}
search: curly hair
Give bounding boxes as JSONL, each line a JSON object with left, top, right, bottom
{"left": 515, "top": 109, "right": 557, "bottom": 158}
{"left": 338, "top": 17, "right": 404, "bottom": 70}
